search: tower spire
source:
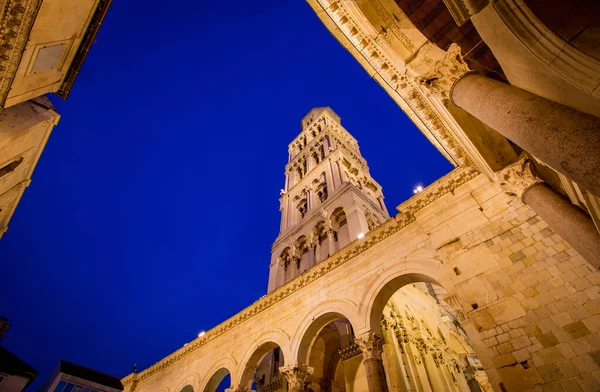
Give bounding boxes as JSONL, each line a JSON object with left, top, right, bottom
{"left": 267, "top": 108, "right": 389, "bottom": 292}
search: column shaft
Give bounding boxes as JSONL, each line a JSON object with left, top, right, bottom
{"left": 451, "top": 73, "right": 600, "bottom": 197}
{"left": 363, "top": 358, "right": 389, "bottom": 392}
{"left": 523, "top": 183, "right": 600, "bottom": 268}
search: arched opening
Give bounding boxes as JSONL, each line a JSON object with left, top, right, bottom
{"left": 331, "top": 207, "right": 349, "bottom": 250}
{"left": 313, "top": 221, "right": 328, "bottom": 263}
{"left": 203, "top": 368, "right": 231, "bottom": 392}
{"left": 368, "top": 273, "right": 491, "bottom": 392}
{"left": 180, "top": 385, "right": 194, "bottom": 392}
{"left": 297, "top": 312, "right": 361, "bottom": 392}
{"left": 296, "top": 236, "right": 310, "bottom": 274}
{"left": 240, "top": 342, "right": 285, "bottom": 392}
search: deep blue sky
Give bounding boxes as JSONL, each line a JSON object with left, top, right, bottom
{"left": 0, "top": 1, "right": 452, "bottom": 390}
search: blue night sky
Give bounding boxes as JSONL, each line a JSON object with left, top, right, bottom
{"left": 0, "top": 1, "right": 452, "bottom": 390}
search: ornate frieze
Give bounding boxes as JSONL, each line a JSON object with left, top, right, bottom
{"left": 356, "top": 331, "right": 384, "bottom": 361}
{"left": 495, "top": 155, "right": 543, "bottom": 200}
{"left": 0, "top": 0, "right": 42, "bottom": 108}
{"left": 339, "top": 343, "right": 362, "bottom": 361}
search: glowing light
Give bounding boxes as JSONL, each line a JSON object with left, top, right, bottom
{"left": 198, "top": 331, "right": 205, "bottom": 338}
{"left": 357, "top": 232, "right": 365, "bottom": 239}
{"left": 183, "top": 343, "right": 188, "bottom": 347}
{"left": 413, "top": 185, "right": 424, "bottom": 194}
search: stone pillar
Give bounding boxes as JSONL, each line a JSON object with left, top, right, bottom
{"left": 420, "top": 43, "right": 600, "bottom": 197}
{"left": 452, "top": 72, "right": 600, "bottom": 197}
{"left": 497, "top": 156, "right": 600, "bottom": 268}
{"left": 345, "top": 204, "right": 370, "bottom": 240}
{"left": 280, "top": 363, "right": 313, "bottom": 392}
{"left": 356, "top": 332, "right": 389, "bottom": 392}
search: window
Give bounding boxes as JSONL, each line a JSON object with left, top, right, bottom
{"left": 0, "top": 157, "right": 23, "bottom": 179}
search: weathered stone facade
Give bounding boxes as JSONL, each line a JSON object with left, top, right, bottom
{"left": 121, "top": 107, "right": 600, "bottom": 391}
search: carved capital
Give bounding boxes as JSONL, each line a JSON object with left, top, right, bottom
{"left": 279, "top": 363, "right": 313, "bottom": 389}
{"left": 356, "top": 331, "right": 384, "bottom": 360}
{"left": 496, "top": 156, "right": 543, "bottom": 200}
{"left": 417, "top": 44, "right": 471, "bottom": 102}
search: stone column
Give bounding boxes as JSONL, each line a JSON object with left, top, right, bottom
{"left": 356, "top": 332, "right": 389, "bottom": 392}
{"left": 280, "top": 363, "right": 313, "bottom": 392}
{"left": 497, "top": 156, "right": 600, "bottom": 268}
{"left": 420, "top": 44, "right": 600, "bottom": 197}
{"left": 452, "top": 72, "right": 600, "bottom": 197}
{"left": 418, "top": 343, "right": 449, "bottom": 392}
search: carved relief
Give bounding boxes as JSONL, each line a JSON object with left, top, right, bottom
{"left": 0, "top": 0, "right": 43, "bottom": 108}
{"left": 496, "top": 155, "right": 543, "bottom": 200}
{"left": 417, "top": 43, "right": 471, "bottom": 102}
{"left": 279, "top": 363, "right": 313, "bottom": 389}
{"left": 356, "top": 331, "right": 384, "bottom": 361}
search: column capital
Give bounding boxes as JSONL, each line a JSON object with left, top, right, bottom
{"left": 496, "top": 155, "right": 543, "bottom": 200}
{"left": 279, "top": 363, "right": 313, "bottom": 390}
{"left": 355, "top": 331, "right": 384, "bottom": 360}
{"left": 417, "top": 43, "right": 472, "bottom": 102}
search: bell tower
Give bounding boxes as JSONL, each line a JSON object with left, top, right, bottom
{"left": 268, "top": 107, "right": 389, "bottom": 292}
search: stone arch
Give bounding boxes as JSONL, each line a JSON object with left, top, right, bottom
{"left": 236, "top": 328, "right": 291, "bottom": 388}
{"left": 359, "top": 257, "right": 454, "bottom": 335}
{"left": 291, "top": 298, "right": 361, "bottom": 365}
{"left": 200, "top": 356, "right": 236, "bottom": 392}
{"left": 174, "top": 372, "right": 201, "bottom": 392}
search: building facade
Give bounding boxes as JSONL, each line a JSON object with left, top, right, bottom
{"left": 0, "top": 0, "right": 111, "bottom": 239}
{"left": 117, "top": 1, "right": 600, "bottom": 391}
{"left": 122, "top": 101, "right": 600, "bottom": 392}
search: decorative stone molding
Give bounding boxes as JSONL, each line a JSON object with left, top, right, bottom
{"left": 339, "top": 343, "right": 361, "bottom": 360}
{"left": 121, "top": 167, "right": 479, "bottom": 386}
{"left": 279, "top": 363, "right": 313, "bottom": 390}
{"left": 311, "top": 0, "right": 472, "bottom": 166}
{"left": 495, "top": 155, "right": 542, "bottom": 200}
{"left": 443, "top": 0, "right": 489, "bottom": 26}
{"left": 417, "top": 44, "right": 471, "bottom": 102}
{"left": 0, "top": 0, "right": 42, "bottom": 109}
{"left": 356, "top": 331, "right": 384, "bottom": 360}
{"left": 396, "top": 166, "right": 479, "bottom": 216}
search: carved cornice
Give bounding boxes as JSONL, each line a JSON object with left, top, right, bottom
{"left": 313, "top": 0, "right": 470, "bottom": 167}
{"left": 495, "top": 155, "right": 542, "bottom": 200}
{"left": 122, "top": 167, "right": 479, "bottom": 386}
{"left": 396, "top": 166, "right": 479, "bottom": 216}
{"left": 0, "top": 0, "right": 42, "bottom": 109}
{"left": 356, "top": 331, "right": 384, "bottom": 360}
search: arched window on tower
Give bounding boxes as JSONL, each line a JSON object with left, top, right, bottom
{"left": 331, "top": 207, "right": 349, "bottom": 249}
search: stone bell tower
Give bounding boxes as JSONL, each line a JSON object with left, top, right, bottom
{"left": 267, "top": 107, "right": 389, "bottom": 292}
